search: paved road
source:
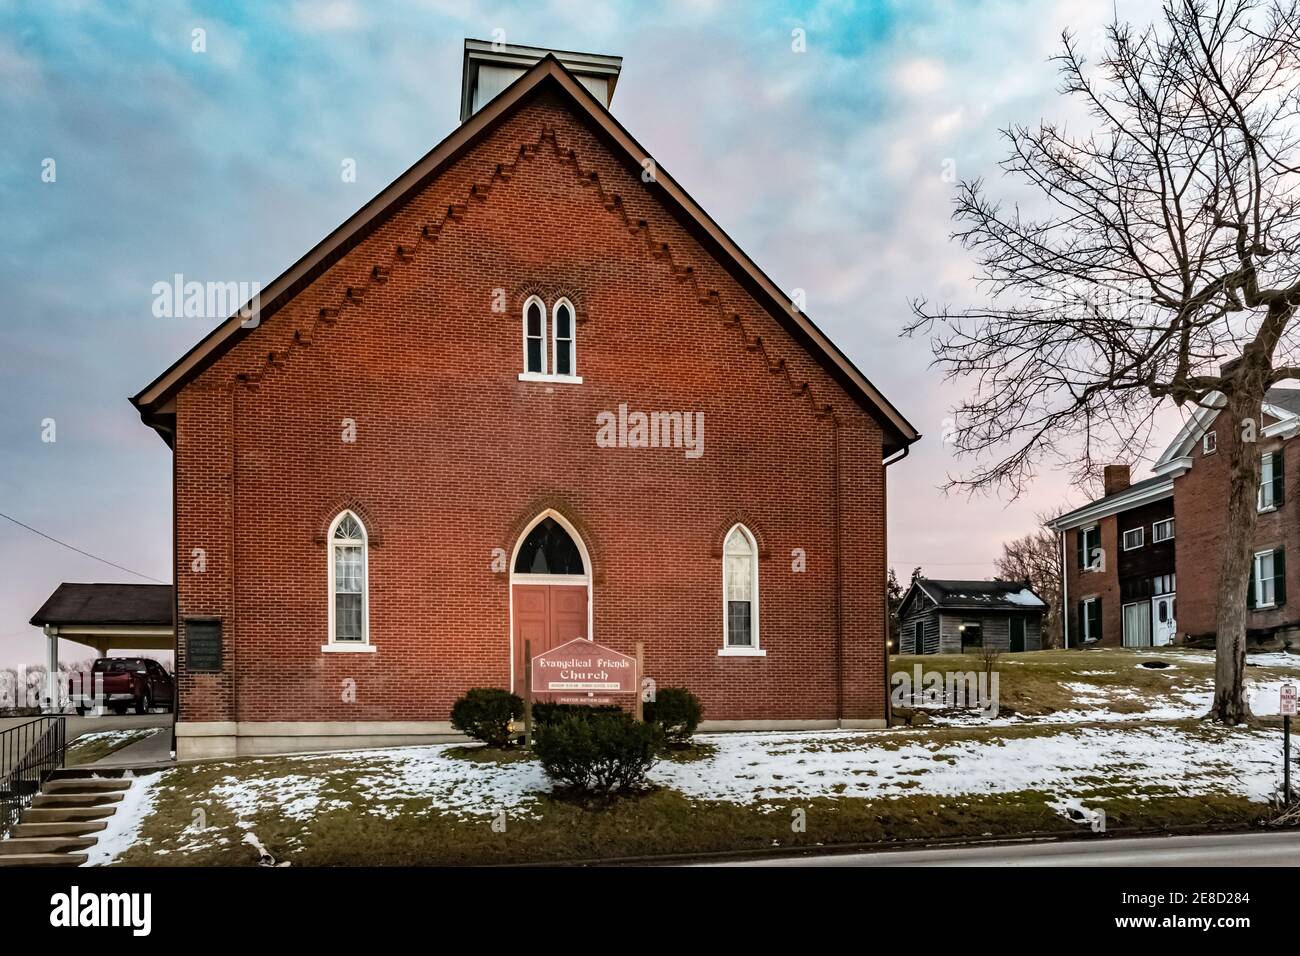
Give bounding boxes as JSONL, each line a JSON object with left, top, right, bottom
{"left": 713, "top": 831, "right": 1300, "bottom": 866}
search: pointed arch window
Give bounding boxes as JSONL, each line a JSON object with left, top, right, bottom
{"left": 519, "top": 296, "right": 582, "bottom": 384}
{"left": 327, "top": 511, "right": 371, "bottom": 650}
{"left": 513, "top": 516, "right": 585, "bottom": 575}
{"left": 552, "top": 299, "right": 576, "bottom": 377}
{"left": 523, "top": 296, "right": 546, "bottom": 375}
{"left": 720, "top": 524, "right": 764, "bottom": 655}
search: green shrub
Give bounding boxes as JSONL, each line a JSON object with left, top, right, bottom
{"left": 531, "top": 701, "right": 621, "bottom": 727}
{"left": 644, "top": 687, "right": 703, "bottom": 747}
{"left": 533, "top": 711, "right": 662, "bottom": 795}
{"left": 450, "top": 688, "right": 524, "bottom": 747}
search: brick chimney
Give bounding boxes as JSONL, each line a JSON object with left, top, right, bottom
{"left": 1103, "top": 464, "right": 1131, "bottom": 496}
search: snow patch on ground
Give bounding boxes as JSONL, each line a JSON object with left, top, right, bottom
{"left": 84, "top": 772, "right": 162, "bottom": 866}
{"left": 651, "top": 725, "right": 1284, "bottom": 804}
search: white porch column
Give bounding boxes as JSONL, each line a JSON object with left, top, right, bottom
{"left": 43, "top": 625, "right": 60, "bottom": 713}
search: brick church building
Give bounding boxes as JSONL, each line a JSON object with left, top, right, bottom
{"left": 130, "top": 41, "right": 919, "bottom": 758}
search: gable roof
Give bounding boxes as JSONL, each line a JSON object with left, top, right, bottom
{"left": 30, "top": 583, "right": 174, "bottom": 628}
{"left": 902, "top": 578, "right": 1046, "bottom": 614}
{"left": 1151, "top": 387, "right": 1300, "bottom": 478}
{"left": 130, "top": 55, "right": 920, "bottom": 459}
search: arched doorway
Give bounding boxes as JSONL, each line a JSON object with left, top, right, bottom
{"left": 509, "top": 511, "right": 591, "bottom": 696}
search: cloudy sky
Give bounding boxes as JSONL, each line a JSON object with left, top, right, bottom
{"left": 0, "top": 0, "right": 1173, "bottom": 669}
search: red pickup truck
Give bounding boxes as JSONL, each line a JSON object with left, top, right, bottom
{"left": 69, "top": 657, "right": 175, "bottom": 715}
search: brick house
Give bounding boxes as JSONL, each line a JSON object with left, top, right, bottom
{"left": 128, "top": 42, "right": 920, "bottom": 758}
{"left": 1048, "top": 388, "right": 1300, "bottom": 648}
{"left": 896, "top": 579, "right": 1045, "bottom": 655}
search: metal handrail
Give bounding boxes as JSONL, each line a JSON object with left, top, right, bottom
{"left": 0, "top": 716, "right": 67, "bottom": 837}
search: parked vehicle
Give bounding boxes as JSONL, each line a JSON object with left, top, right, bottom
{"left": 69, "top": 657, "right": 175, "bottom": 715}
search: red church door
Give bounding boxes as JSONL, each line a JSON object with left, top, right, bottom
{"left": 512, "top": 584, "right": 589, "bottom": 697}
{"left": 510, "top": 513, "right": 591, "bottom": 698}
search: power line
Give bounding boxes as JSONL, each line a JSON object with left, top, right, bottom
{"left": 0, "top": 510, "right": 166, "bottom": 584}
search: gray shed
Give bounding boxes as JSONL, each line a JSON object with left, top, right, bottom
{"left": 897, "top": 579, "right": 1046, "bottom": 654}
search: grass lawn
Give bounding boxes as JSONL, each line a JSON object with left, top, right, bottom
{"left": 109, "top": 718, "right": 1286, "bottom": 866}
{"left": 93, "top": 647, "right": 1299, "bottom": 866}
{"left": 889, "top": 646, "right": 1300, "bottom": 722}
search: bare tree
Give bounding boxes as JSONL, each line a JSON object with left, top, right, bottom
{"left": 994, "top": 512, "right": 1064, "bottom": 647}
{"left": 908, "top": 0, "right": 1300, "bottom": 722}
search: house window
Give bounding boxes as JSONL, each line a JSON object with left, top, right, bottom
{"left": 1153, "top": 573, "right": 1176, "bottom": 596}
{"left": 1152, "top": 518, "right": 1174, "bottom": 542}
{"left": 960, "top": 621, "right": 983, "bottom": 650}
{"left": 1080, "top": 597, "right": 1101, "bottom": 642}
{"left": 327, "top": 511, "right": 370, "bottom": 649}
{"left": 1258, "top": 451, "right": 1284, "bottom": 511}
{"left": 720, "top": 524, "right": 762, "bottom": 655}
{"left": 1203, "top": 430, "right": 1217, "bottom": 455}
{"left": 1251, "top": 549, "right": 1286, "bottom": 610}
{"left": 523, "top": 297, "right": 546, "bottom": 375}
{"left": 1078, "top": 526, "right": 1102, "bottom": 571}
{"left": 552, "top": 299, "right": 576, "bottom": 377}
{"left": 1122, "top": 527, "right": 1144, "bottom": 550}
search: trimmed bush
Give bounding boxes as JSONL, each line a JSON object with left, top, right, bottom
{"left": 450, "top": 688, "right": 524, "bottom": 748}
{"left": 531, "top": 701, "right": 621, "bottom": 727}
{"left": 533, "top": 711, "right": 662, "bottom": 795}
{"left": 643, "top": 687, "right": 703, "bottom": 747}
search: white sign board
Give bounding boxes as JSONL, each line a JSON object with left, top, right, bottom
{"left": 1281, "top": 683, "right": 1297, "bottom": 717}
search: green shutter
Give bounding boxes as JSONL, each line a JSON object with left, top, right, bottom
{"left": 1248, "top": 558, "right": 1257, "bottom": 609}
{"left": 1084, "top": 598, "right": 1101, "bottom": 643}
{"left": 1275, "top": 550, "right": 1287, "bottom": 606}
{"left": 1076, "top": 529, "right": 1086, "bottom": 570}
{"left": 1274, "top": 451, "right": 1285, "bottom": 507}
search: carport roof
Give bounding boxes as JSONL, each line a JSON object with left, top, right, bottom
{"left": 30, "top": 583, "right": 174, "bottom": 628}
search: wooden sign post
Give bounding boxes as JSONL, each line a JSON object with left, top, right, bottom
{"left": 634, "top": 641, "right": 645, "bottom": 721}
{"left": 523, "top": 638, "right": 533, "bottom": 748}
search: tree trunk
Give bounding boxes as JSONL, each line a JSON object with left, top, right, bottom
{"left": 1208, "top": 380, "right": 1265, "bottom": 724}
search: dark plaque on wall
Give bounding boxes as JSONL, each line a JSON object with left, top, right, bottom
{"left": 185, "top": 619, "right": 223, "bottom": 673}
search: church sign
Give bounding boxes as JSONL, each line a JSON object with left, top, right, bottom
{"left": 530, "top": 638, "right": 637, "bottom": 704}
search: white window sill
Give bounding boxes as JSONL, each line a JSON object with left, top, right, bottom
{"left": 1259, "top": 506, "right": 1277, "bottom": 514}
{"left": 518, "top": 372, "right": 583, "bottom": 385}
{"left": 1254, "top": 603, "right": 1276, "bottom": 611}
{"left": 718, "top": 647, "right": 766, "bottom": 657}
{"left": 321, "top": 644, "right": 377, "bottom": 653}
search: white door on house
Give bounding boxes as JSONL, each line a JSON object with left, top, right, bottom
{"left": 1152, "top": 594, "right": 1176, "bottom": 646}
{"left": 1122, "top": 601, "right": 1153, "bottom": 647}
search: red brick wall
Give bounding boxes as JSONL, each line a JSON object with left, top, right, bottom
{"left": 172, "top": 90, "right": 893, "bottom": 726}
{"left": 1174, "top": 416, "right": 1299, "bottom": 639}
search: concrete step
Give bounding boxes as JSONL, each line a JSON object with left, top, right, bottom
{"left": 21, "top": 806, "right": 116, "bottom": 823}
{"left": 31, "top": 792, "right": 123, "bottom": 809}
{"left": 10, "top": 820, "right": 108, "bottom": 839}
{"left": 0, "top": 836, "right": 97, "bottom": 855}
{"left": 44, "top": 778, "right": 131, "bottom": 794}
{"left": 0, "top": 852, "right": 88, "bottom": 867}
{"left": 49, "top": 766, "right": 132, "bottom": 781}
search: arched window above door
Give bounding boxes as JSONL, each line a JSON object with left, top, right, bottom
{"left": 513, "top": 516, "right": 585, "bottom": 575}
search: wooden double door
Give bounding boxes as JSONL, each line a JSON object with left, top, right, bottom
{"left": 512, "top": 583, "right": 589, "bottom": 698}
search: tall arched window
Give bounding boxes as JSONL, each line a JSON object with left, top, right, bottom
{"left": 523, "top": 296, "right": 546, "bottom": 374}
{"left": 721, "top": 524, "right": 762, "bottom": 654}
{"left": 328, "top": 511, "right": 369, "bottom": 648}
{"left": 552, "top": 298, "right": 576, "bottom": 377}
